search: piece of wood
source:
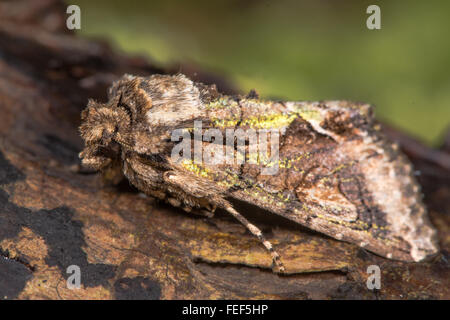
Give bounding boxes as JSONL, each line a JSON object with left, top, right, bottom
{"left": 0, "top": 0, "right": 448, "bottom": 299}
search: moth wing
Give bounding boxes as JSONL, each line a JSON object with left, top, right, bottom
{"left": 199, "top": 100, "right": 439, "bottom": 262}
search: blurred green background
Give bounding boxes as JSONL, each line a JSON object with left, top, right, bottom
{"left": 71, "top": 0, "right": 449, "bottom": 146}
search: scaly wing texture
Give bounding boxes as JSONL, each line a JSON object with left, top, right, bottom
{"left": 178, "top": 96, "right": 439, "bottom": 262}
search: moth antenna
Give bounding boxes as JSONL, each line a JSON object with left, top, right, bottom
{"left": 223, "top": 204, "right": 285, "bottom": 273}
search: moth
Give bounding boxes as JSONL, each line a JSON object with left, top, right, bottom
{"left": 79, "top": 73, "right": 439, "bottom": 272}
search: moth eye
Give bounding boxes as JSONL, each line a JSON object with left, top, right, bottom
{"left": 105, "top": 124, "right": 117, "bottom": 136}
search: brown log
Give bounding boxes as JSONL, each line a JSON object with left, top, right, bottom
{"left": 0, "top": 0, "right": 448, "bottom": 300}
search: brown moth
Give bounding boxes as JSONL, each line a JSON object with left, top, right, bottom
{"left": 79, "top": 73, "right": 439, "bottom": 272}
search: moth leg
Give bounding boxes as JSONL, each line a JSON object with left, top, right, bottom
{"left": 223, "top": 204, "right": 285, "bottom": 273}
{"left": 196, "top": 203, "right": 216, "bottom": 218}
{"left": 167, "top": 197, "right": 182, "bottom": 208}
{"left": 187, "top": 208, "right": 215, "bottom": 218}
{"left": 163, "top": 171, "right": 284, "bottom": 272}
{"left": 167, "top": 197, "right": 215, "bottom": 218}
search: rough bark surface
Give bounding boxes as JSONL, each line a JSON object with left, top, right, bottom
{"left": 0, "top": 0, "right": 448, "bottom": 300}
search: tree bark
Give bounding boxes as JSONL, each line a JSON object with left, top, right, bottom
{"left": 0, "top": 0, "right": 448, "bottom": 299}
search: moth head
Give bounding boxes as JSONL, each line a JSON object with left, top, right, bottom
{"left": 79, "top": 98, "right": 132, "bottom": 170}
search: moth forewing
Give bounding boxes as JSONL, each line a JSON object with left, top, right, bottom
{"left": 79, "top": 73, "right": 439, "bottom": 272}
{"left": 210, "top": 98, "right": 438, "bottom": 262}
